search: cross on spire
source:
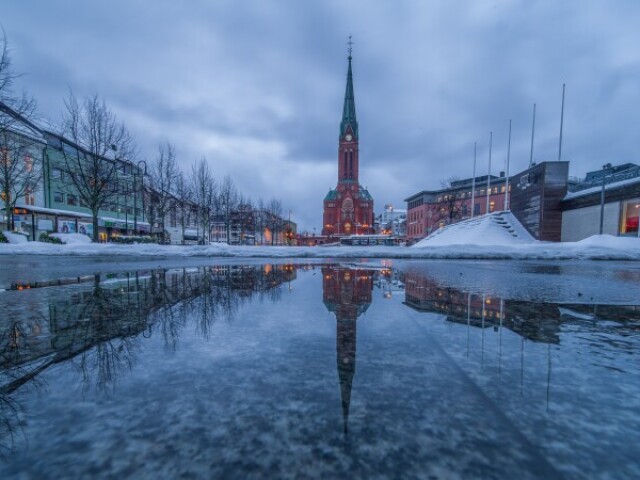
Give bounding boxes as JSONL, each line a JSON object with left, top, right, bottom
{"left": 347, "top": 35, "right": 353, "bottom": 58}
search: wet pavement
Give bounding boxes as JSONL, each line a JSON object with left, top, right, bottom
{"left": 0, "top": 259, "right": 639, "bottom": 479}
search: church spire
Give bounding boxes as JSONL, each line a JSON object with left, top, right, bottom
{"left": 340, "top": 36, "right": 358, "bottom": 139}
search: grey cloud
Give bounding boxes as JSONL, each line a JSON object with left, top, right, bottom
{"left": 2, "top": 0, "right": 640, "bottom": 231}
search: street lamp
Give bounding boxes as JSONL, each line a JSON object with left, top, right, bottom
{"left": 599, "top": 163, "right": 612, "bottom": 235}
{"left": 134, "top": 160, "right": 147, "bottom": 233}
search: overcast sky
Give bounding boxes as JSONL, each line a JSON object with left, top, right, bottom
{"left": 3, "top": 0, "right": 640, "bottom": 231}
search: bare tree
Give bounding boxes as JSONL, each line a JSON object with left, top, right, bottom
{"left": 438, "top": 176, "right": 464, "bottom": 225}
{"left": 60, "top": 92, "right": 137, "bottom": 242}
{"left": 148, "top": 142, "right": 178, "bottom": 242}
{"left": 174, "top": 170, "right": 192, "bottom": 244}
{"left": 0, "top": 115, "right": 42, "bottom": 232}
{"left": 267, "top": 198, "right": 283, "bottom": 245}
{"left": 217, "top": 175, "right": 238, "bottom": 243}
{"left": 254, "top": 198, "right": 266, "bottom": 244}
{"left": 190, "top": 158, "right": 216, "bottom": 243}
{"left": 0, "top": 31, "right": 40, "bottom": 232}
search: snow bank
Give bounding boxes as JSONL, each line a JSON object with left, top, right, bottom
{"left": 49, "top": 233, "right": 93, "bottom": 245}
{"left": 414, "top": 212, "right": 535, "bottom": 247}
{"left": 2, "top": 231, "right": 29, "bottom": 244}
{"left": 0, "top": 234, "right": 639, "bottom": 260}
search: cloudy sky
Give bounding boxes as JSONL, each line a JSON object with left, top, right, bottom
{"left": 3, "top": 0, "right": 640, "bottom": 231}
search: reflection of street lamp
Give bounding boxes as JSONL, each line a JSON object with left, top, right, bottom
{"left": 599, "top": 163, "right": 612, "bottom": 235}
{"left": 134, "top": 160, "right": 147, "bottom": 233}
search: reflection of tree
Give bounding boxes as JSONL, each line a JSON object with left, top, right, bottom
{"left": 0, "top": 263, "right": 300, "bottom": 453}
{"left": 322, "top": 266, "right": 375, "bottom": 433}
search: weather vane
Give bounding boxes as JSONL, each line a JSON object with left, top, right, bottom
{"left": 347, "top": 35, "right": 353, "bottom": 57}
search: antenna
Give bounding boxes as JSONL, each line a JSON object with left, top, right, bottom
{"left": 558, "top": 83, "right": 566, "bottom": 162}
{"left": 529, "top": 103, "right": 536, "bottom": 167}
{"left": 486, "top": 131, "right": 493, "bottom": 215}
{"left": 347, "top": 35, "right": 353, "bottom": 57}
{"left": 505, "top": 120, "right": 512, "bottom": 211}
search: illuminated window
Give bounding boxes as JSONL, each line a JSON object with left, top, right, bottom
{"left": 489, "top": 201, "right": 495, "bottom": 212}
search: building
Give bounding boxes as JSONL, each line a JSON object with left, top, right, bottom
{"left": 405, "top": 173, "right": 510, "bottom": 241}
{"left": 561, "top": 163, "right": 640, "bottom": 241}
{"left": 405, "top": 161, "right": 570, "bottom": 242}
{"left": 1, "top": 101, "right": 147, "bottom": 241}
{"left": 322, "top": 51, "right": 374, "bottom": 237}
{"left": 376, "top": 204, "right": 406, "bottom": 235}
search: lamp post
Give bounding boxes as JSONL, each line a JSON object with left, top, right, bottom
{"left": 134, "top": 160, "right": 147, "bottom": 233}
{"left": 599, "top": 163, "right": 612, "bottom": 235}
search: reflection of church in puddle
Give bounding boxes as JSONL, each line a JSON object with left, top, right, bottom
{"left": 322, "top": 266, "right": 374, "bottom": 433}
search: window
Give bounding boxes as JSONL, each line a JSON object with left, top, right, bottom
{"left": 620, "top": 198, "right": 640, "bottom": 235}
{"left": 489, "top": 201, "right": 495, "bottom": 212}
{"left": 24, "top": 155, "right": 33, "bottom": 172}
{"left": 24, "top": 188, "right": 35, "bottom": 206}
{"left": 67, "top": 194, "right": 78, "bottom": 206}
{"left": 54, "top": 191, "right": 65, "bottom": 203}
{"left": 52, "top": 168, "right": 63, "bottom": 179}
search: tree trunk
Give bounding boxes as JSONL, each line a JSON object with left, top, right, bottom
{"left": 92, "top": 211, "right": 99, "bottom": 242}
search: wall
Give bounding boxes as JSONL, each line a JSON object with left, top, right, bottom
{"left": 561, "top": 203, "right": 620, "bottom": 242}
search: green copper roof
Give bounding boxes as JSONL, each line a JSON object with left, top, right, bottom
{"left": 324, "top": 189, "right": 337, "bottom": 201}
{"left": 359, "top": 186, "right": 372, "bottom": 200}
{"left": 339, "top": 56, "right": 358, "bottom": 139}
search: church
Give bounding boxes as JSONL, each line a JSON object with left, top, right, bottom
{"left": 322, "top": 49, "right": 374, "bottom": 236}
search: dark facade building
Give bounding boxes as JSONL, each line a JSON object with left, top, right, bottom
{"left": 322, "top": 53, "right": 374, "bottom": 237}
{"left": 509, "top": 161, "right": 569, "bottom": 241}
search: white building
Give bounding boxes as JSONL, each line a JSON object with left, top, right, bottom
{"left": 377, "top": 204, "right": 406, "bottom": 236}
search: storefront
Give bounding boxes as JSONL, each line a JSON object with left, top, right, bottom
{"left": 620, "top": 198, "right": 640, "bottom": 236}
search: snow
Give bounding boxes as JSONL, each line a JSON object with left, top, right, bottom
{"left": 2, "top": 231, "right": 29, "bottom": 244}
{"left": 564, "top": 176, "right": 640, "bottom": 200}
{"left": 1, "top": 211, "right": 638, "bottom": 260}
{"left": 0, "top": 234, "right": 638, "bottom": 260}
{"left": 414, "top": 212, "right": 535, "bottom": 247}
{"left": 49, "top": 233, "right": 92, "bottom": 244}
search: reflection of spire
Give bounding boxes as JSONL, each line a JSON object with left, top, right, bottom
{"left": 337, "top": 317, "right": 356, "bottom": 433}
{"left": 322, "top": 266, "right": 374, "bottom": 434}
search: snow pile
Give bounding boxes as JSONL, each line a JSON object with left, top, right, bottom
{"left": 49, "top": 233, "right": 93, "bottom": 244}
{"left": 2, "top": 231, "right": 29, "bottom": 244}
{"left": 0, "top": 233, "right": 639, "bottom": 260}
{"left": 413, "top": 212, "right": 536, "bottom": 247}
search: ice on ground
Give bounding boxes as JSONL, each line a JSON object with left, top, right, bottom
{"left": 414, "top": 212, "right": 536, "bottom": 247}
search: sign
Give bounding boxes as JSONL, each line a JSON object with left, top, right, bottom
{"left": 78, "top": 222, "right": 93, "bottom": 237}
{"left": 38, "top": 219, "right": 54, "bottom": 231}
{"left": 58, "top": 220, "right": 76, "bottom": 234}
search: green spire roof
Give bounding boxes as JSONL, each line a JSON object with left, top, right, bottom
{"left": 339, "top": 55, "right": 358, "bottom": 139}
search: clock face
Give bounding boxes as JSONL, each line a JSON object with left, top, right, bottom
{"left": 345, "top": 134, "right": 352, "bottom": 141}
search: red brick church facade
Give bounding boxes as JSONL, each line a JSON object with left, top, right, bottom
{"left": 322, "top": 52, "right": 374, "bottom": 236}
